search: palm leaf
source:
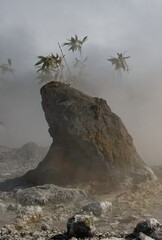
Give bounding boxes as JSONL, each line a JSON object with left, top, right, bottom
{"left": 8, "top": 58, "right": 12, "bottom": 65}
{"left": 108, "top": 52, "right": 130, "bottom": 73}
{"left": 82, "top": 36, "right": 88, "bottom": 44}
{"left": 63, "top": 34, "right": 88, "bottom": 52}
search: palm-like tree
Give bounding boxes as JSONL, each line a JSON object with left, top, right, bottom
{"left": 0, "top": 58, "right": 16, "bottom": 80}
{"left": 63, "top": 34, "right": 87, "bottom": 60}
{"left": 35, "top": 54, "right": 64, "bottom": 83}
{"left": 108, "top": 52, "right": 130, "bottom": 74}
{"left": 63, "top": 35, "right": 88, "bottom": 85}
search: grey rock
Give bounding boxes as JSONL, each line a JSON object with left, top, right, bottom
{"left": 151, "top": 229, "right": 162, "bottom": 240}
{"left": 7, "top": 203, "right": 17, "bottom": 211}
{"left": 133, "top": 218, "right": 161, "bottom": 237}
{"left": 41, "top": 223, "right": 50, "bottom": 231}
{"left": 32, "top": 230, "right": 42, "bottom": 236}
{"left": 15, "top": 184, "right": 87, "bottom": 205}
{"left": 67, "top": 214, "right": 96, "bottom": 238}
{"left": 139, "top": 232, "right": 154, "bottom": 240}
{"left": 82, "top": 201, "right": 112, "bottom": 216}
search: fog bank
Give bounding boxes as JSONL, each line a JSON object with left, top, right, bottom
{"left": 0, "top": 0, "right": 162, "bottom": 165}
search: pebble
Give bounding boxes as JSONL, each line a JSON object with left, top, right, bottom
{"left": 41, "top": 223, "right": 50, "bottom": 231}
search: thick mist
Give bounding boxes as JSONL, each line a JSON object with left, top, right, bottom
{"left": 0, "top": 0, "right": 162, "bottom": 165}
{"left": 0, "top": 27, "right": 51, "bottom": 147}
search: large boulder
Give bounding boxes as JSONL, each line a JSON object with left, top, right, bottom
{"left": 0, "top": 82, "right": 155, "bottom": 191}
{"left": 23, "top": 82, "right": 154, "bottom": 189}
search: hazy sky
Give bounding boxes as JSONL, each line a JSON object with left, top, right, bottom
{"left": 0, "top": 0, "right": 162, "bottom": 164}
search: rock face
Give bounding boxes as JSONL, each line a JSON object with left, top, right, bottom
{"left": 22, "top": 81, "right": 154, "bottom": 189}
{"left": 0, "top": 82, "right": 155, "bottom": 191}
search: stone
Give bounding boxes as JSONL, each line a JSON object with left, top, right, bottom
{"left": 67, "top": 214, "right": 96, "bottom": 238}
{"left": 22, "top": 81, "right": 155, "bottom": 190}
{"left": 150, "top": 229, "right": 162, "bottom": 240}
{"left": 139, "top": 232, "right": 154, "bottom": 240}
{"left": 41, "top": 223, "right": 50, "bottom": 231}
{"left": 7, "top": 203, "right": 17, "bottom": 211}
{"left": 0, "top": 81, "right": 156, "bottom": 192}
{"left": 82, "top": 201, "right": 112, "bottom": 216}
{"left": 15, "top": 184, "right": 87, "bottom": 205}
{"left": 133, "top": 218, "right": 161, "bottom": 237}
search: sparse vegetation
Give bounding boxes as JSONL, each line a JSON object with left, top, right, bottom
{"left": 35, "top": 54, "right": 64, "bottom": 84}
{"left": 63, "top": 34, "right": 88, "bottom": 84}
{"left": 63, "top": 34, "right": 88, "bottom": 60}
{"left": 35, "top": 35, "right": 88, "bottom": 86}
{"left": 35, "top": 35, "right": 130, "bottom": 86}
{"left": 0, "top": 58, "right": 16, "bottom": 82}
{"left": 108, "top": 52, "right": 130, "bottom": 76}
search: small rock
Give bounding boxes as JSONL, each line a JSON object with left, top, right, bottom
{"left": 33, "top": 230, "right": 42, "bottom": 236}
{"left": 82, "top": 201, "right": 112, "bottom": 217}
{"left": 41, "top": 223, "right": 50, "bottom": 231}
{"left": 139, "top": 232, "right": 154, "bottom": 240}
{"left": 67, "top": 214, "right": 96, "bottom": 238}
{"left": 134, "top": 218, "right": 161, "bottom": 237}
{"left": 7, "top": 203, "right": 16, "bottom": 211}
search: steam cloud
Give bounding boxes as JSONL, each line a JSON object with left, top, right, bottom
{"left": 0, "top": 0, "right": 162, "bottom": 165}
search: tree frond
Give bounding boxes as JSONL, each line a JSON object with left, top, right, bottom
{"left": 82, "top": 36, "right": 88, "bottom": 43}
{"left": 108, "top": 52, "right": 130, "bottom": 73}
{"left": 8, "top": 58, "right": 12, "bottom": 65}
{"left": 63, "top": 34, "right": 88, "bottom": 53}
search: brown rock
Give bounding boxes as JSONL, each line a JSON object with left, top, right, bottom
{"left": 24, "top": 82, "right": 154, "bottom": 190}
{"left": 0, "top": 81, "right": 155, "bottom": 192}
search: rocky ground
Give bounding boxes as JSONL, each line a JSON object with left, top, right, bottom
{"left": 0, "top": 172, "right": 162, "bottom": 239}
{"left": 0, "top": 143, "right": 161, "bottom": 240}
{"left": 0, "top": 79, "right": 162, "bottom": 239}
{"left": 0, "top": 146, "right": 162, "bottom": 240}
